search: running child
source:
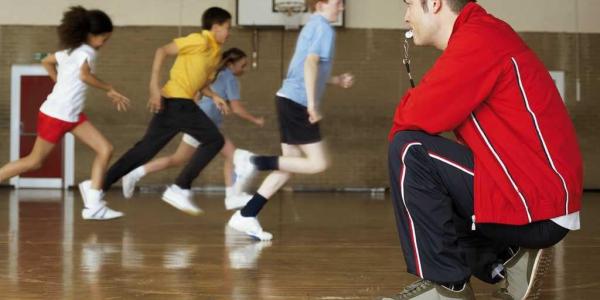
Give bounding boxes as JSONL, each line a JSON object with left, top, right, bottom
{"left": 228, "top": 0, "right": 354, "bottom": 240}
{"left": 100, "top": 7, "right": 233, "bottom": 215}
{"left": 120, "top": 47, "right": 264, "bottom": 210}
{"left": 0, "top": 6, "right": 130, "bottom": 220}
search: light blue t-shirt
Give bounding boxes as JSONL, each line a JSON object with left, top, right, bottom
{"left": 199, "top": 68, "right": 240, "bottom": 127}
{"left": 277, "top": 14, "right": 336, "bottom": 107}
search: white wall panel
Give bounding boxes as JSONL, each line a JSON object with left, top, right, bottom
{"left": 0, "top": 0, "right": 597, "bottom": 33}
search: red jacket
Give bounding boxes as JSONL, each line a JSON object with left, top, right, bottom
{"left": 389, "top": 3, "right": 582, "bottom": 225}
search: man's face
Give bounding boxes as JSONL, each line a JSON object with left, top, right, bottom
{"left": 404, "top": 0, "right": 436, "bottom": 46}
{"left": 317, "top": 0, "right": 344, "bottom": 23}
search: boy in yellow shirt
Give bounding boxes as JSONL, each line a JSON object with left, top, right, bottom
{"left": 101, "top": 7, "right": 232, "bottom": 215}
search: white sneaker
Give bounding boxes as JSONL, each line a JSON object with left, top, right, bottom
{"left": 162, "top": 185, "right": 202, "bottom": 216}
{"left": 121, "top": 172, "right": 139, "bottom": 199}
{"left": 79, "top": 180, "right": 102, "bottom": 206}
{"left": 224, "top": 192, "right": 253, "bottom": 210}
{"left": 232, "top": 149, "right": 257, "bottom": 194}
{"left": 82, "top": 205, "right": 125, "bottom": 220}
{"left": 227, "top": 211, "right": 272, "bottom": 241}
{"left": 79, "top": 180, "right": 124, "bottom": 220}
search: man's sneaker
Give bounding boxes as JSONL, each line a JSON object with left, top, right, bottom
{"left": 162, "top": 185, "right": 202, "bottom": 216}
{"left": 79, "top": 180, "right": 123, "bottom": 220}
{"left": 224, "top": 192, "right": 253, "bottom": 210}
{"left": 121, "top": 171, "right": 140, "bottom": 199}
{"left": 227, "top": 211, "right": 272, "bottom": 241}
{"left": 494, "top": 247, "right": 553, "bottom": 300}
{"left": 381, "top": 280, "right": 475, "bottom": 300}
{"left": 232, "top": 149, "right": 257, "bottom": 194}
{"left": 82, "top": 205, "right": 124, "bottom": 220}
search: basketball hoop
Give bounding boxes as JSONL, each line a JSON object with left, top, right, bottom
{"left": 274, "top": 0, "right": 306, "bottom": 30}
{"left": 274, "top": 0, "right": 306, "bottom": 15}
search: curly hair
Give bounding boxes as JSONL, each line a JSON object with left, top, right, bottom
{"left": 57, "top": 6, "right": 113, "bottom": 50}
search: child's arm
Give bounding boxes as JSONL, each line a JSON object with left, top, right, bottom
{"left": 328, "top": 73, "right": 354, "bottom": 88}
{"left": 80, "top": 61, "right": 131, "bottom": 112}
{"left": 230, "top": 101, "right": 264, "bottom": 127}
{"left": 304, "top": 54, "right": 321, "bottom": 124}
{"left": 201, "top": 86, "right": 231, "bottom": 115}
{"left": 148, "top": 42, "right": 178, "bottom": 113}
{"left": 41, "top": 54, "right": 58, "bottom": 82}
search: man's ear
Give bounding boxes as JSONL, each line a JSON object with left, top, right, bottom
{"left": 431, "top": 0, "right": 442, "bottom": 14}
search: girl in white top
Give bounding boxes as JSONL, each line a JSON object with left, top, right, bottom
{"left": 0, "top": 6, "right": 130, "bottom": 220}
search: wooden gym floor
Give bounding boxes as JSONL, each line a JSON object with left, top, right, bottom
{"left": 0, "top": 189, "right": 598, "bottom": 299}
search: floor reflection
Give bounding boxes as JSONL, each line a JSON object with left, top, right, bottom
{"left": 3, "top": 189, "right": 277, "bottom": 299}
{"left": 225, "top": 226, "right": 272, "bottom": 270}
{"left": 1, "top": 189, "right": 598, "bottom": 299}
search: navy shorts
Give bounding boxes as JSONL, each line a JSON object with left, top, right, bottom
{"left": 276, "top": 96, "right": 322, "bottom": 145}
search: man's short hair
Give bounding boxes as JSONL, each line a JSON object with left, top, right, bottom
{"left": 443, "top": 0, "right": 476, "bottom": 13}
{"left": 405, "top": 0, "right": 476, "bottom": 13}
{"left": 202, "top": 7, "right": 231, "bottom": 30}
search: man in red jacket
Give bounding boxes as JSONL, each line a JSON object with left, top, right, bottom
{"left": 384, "top": 0, "right": 582, "bottom": 299}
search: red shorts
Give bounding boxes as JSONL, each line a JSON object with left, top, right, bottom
{"left": 37, "top": 112, "right": 88, "bottom": 144}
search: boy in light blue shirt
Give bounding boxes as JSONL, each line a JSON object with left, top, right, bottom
{"left": 228, "top": 0, "right": 354, "bottom": 241}
{"left": 278, "top": 13, "right": 336, "bottom": 108}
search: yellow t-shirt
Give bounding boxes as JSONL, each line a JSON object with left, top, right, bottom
{"left": 161, "top": 30, "right": 221, "bottom": 100}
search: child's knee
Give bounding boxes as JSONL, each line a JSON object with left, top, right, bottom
{"left": 98, "top": 143, "right": 114, "bottom": 159}
{"left": 315, "top": 160, "right": 329, "bottom": 173}
{"left": 308, "top": 158, "right": 328, "bottom": 174}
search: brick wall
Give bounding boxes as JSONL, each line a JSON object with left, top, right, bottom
{"left": 1, "top": 26, "right": 598, "bottom": 189}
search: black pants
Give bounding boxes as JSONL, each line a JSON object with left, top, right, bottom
{"left": 388, "top": 131, "right": 568, "bottom": 285}
{"left": 103, "top": 98, "right": 224, "bottom": 190}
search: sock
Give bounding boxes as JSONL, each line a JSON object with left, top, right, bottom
{"left": 225, "top": 186, "right": 234, "bottom": 197}
{"left": 86, "top": 189, "right": 103, "bottom": 208}
{"left": 240, "top": 193, "right": 268, "bottom": 217}
{"left": 251, "top": 156, "right": 279, "bottom": 171}
{"left": 131, "top": 166, "right": 146, "bottom": 179}
{"left": 490, "top": 263, "right": 506, "bottom": 283}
